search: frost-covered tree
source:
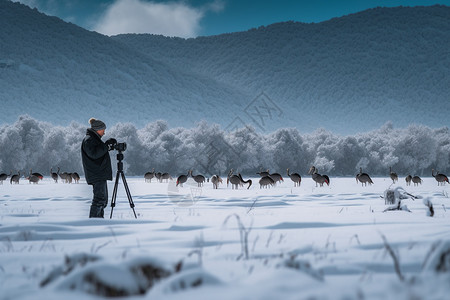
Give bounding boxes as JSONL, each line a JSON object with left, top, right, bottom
{"left": 393, "top": 125, "right": 437, "bottom": 175}
{"left": 226, "top": 126, "right": 264, "bottom": 175}
{"left": 267, "top": 128, "right": 308, "bottom": 174}
{"left": 0, "top": 116, "right": 449, "bottom": 177}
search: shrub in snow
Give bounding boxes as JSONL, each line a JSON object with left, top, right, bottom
{"left": 382, "top": 187, "right": 419, "bottom": 212}
{"left": 423, "top": 241, "right": 450, "bottom": 273}
{"left": 40, "top": 252, "right": 101, "bottom": 287}
{"left": 280, "top": 255, "right": 324, "bottom": 281}
{"left": 56, "top": 263, "right": 145, "bottom": 297}
{"left": 423, "top": 197, "right": 434, "bottom": 217}
{"left": 41, "top": 254, "right": 176, "bottom": 297}
{"left": 160, "top": 268, "right": 222, "bottom": 293}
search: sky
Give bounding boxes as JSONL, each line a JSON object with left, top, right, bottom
{"left": 13, "top": 0, "right": 450, "bottom": 37}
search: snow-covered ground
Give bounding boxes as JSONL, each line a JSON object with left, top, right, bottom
{"left": 0, "top": 175, "right": 449, "bottom": 299}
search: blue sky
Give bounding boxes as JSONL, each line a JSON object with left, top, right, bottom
{"left": 15, "top": 0, "right": 450, "bottom": 37}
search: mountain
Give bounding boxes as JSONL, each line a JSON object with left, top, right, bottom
{"left": 113, "top": 5, "right": 450, "bottom": 133}
{"left": 1, "top": 1, "right": 449, "bottom": 134}
{"left": 0, "top": 0, "right": 249, "bottom": 130}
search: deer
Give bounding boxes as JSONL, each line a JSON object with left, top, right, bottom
{"left": 356, "top": 168, "right": 373, "bottom": 186}
{"left": 308, "top": 166, "right": 330, "bottom": 187}
{"left": 211, "top": 175, "right": 223, "bottom": 189}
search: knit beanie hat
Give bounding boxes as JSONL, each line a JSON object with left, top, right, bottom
{"left": 89, "top": 118, "right": 106, "bottom": 131}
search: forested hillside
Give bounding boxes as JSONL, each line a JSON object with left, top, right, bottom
{"left": 1, "top": 1, "right": 449, "bottom": 133}
{"left": 114, "top": 5, "right": 450, "bottom": 133}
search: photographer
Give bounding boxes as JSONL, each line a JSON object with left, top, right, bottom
{"left": 81, "top": 118, "right": 117, "bottom": 218}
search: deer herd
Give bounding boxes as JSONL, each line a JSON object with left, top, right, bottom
{"left": 143, "top": 166, "right": 448, "bottom": 189}
{"left": 355, "top": 167, "right": 448, "bottom": 187}
{"left": 0, "top": 167, "right": 80, "bottom": 185}
{"left": 0, "top": 166, "right": 448, "bottom": 188}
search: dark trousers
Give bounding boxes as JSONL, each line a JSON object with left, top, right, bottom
{"left": 89, "top": 181, "right": 108, "bottom": 218}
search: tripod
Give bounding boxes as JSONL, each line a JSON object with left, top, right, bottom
{"left": 110, "top": 150, "right": 137, "bottom": 219}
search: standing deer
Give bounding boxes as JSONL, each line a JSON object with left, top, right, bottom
{"left": 389, "top": 167, "right": 398, "bottom": 183}
{"left": 190, "top": 170, "right": 205, "bottom": 187}
{"left": 432, "top": 169, "right": 448, "bottom": 186}
{"left": 71, "top": 172, "right": 80, "bottom": 183}
{"left": 144, "top": 168, "right": 155, "bottom": 183}
{"left": 50, "top": 167, "right": 59, "bottom": 183}
{"left": 287, "top": 168, "right": 301, "bottom": 187}
{"left": 405, "top": 175, "right": 412, "bottom": 186}
{"left": 0, "top": 171, "right": 10, "bottom": 184}
{"left": 160, "top": 172, "right": 172, "bottom": 183}
{"left": 10, "top": 171, "right": 20, "bottom": 184}
{"left": 227, "top": 170, "right": 242, "bottom": 190}
{"left": 211, "top": 175, "right": 223, "bottom": 189}
{"left": 66, "top": 173, "right": 73, "bottom": 184}
{"left": 155, "top": 172, "right": 162, "bottom": 182}
{"left": 308, "top": 166, "right": 329, "bottom": 187}
{"left": 356, "top": 168, "right": 373, "bottom": 186}
{"left": 59, "top": 171, "right": 68, "bottom": 183}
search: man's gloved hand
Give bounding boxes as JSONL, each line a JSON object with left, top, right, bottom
{"left": 105, "top": 138, "right": 117, "bottom": 151}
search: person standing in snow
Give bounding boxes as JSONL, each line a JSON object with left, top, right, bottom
{"left": 81, "top": 118, "right": 117, "bottom": 218}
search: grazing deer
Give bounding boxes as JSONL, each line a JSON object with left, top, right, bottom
{"left": 259, "top": 176, "right": 274, "bottom": 189}
{"left": 176, "top": 170, "right": 190, "bottom": 187}
{"left": 269, "top": 172, "right": 283, "bottom": 185}
{"left": 412, "top": 175, "right": 422, "bottom": 186}
{"left": 238, "top": 174, "right": 252, "bottom": 189}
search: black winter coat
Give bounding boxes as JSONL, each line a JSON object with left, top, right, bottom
{"left": 81, "top": 129, "right": 112, "bottom": 185}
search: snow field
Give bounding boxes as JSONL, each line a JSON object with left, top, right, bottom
{"left": 0, "top": 176, "right": 449, "bottom": 299}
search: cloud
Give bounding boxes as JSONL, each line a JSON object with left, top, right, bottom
{"left": 205, "top": 0, "right": 225, "bottom": 13}
{"left": 94, "top": 0, "right": 212, "bottom": 38}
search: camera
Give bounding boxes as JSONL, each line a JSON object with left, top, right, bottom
{"left": 113, "top": 142, "right": 127, "bottom": 152}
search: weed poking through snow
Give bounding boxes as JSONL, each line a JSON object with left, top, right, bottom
{"left": 223, "top": 214, "right": 252, "bottom": 260}
{"left": 423, "top": 198, "right": 434, "bottom": 217}
{"left": 380, "top": 234, "right": 404, "bottom": 282}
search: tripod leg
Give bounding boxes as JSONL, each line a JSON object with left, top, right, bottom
{"left": 110, "top": 171, "right": 121, "bottom": 219}
{"left": 121, "top": 172, "right": 137, "bottom": 219}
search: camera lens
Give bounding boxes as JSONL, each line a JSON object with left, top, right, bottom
{"left": 116, "top": 142, "right": 126, "bottom": 152}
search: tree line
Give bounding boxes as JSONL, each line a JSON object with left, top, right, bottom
{"left": 0, "top": 115, "right": 448, "bottom": 178}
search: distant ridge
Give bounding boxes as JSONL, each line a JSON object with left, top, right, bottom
{"left": 0, "top": 0, "right": 249, "bottom": 130}
{"left": 1, "top": 1, "right": 449, "bottom": 133}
